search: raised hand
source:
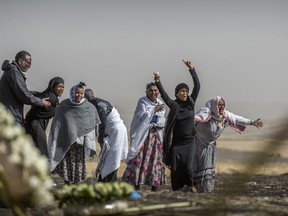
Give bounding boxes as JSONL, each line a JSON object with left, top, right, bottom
{"left": 182, "top": 59, "right": 194, "bottom": 69}
{"left": 153, "top": 72, "right": 160, "bottom": 83}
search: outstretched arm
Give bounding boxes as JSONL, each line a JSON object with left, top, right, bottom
{"left": 226, "top": 111, "right": 263, "bottom": 133}
{"left": 182, "top": 60, "right": 200, "bottom": 102}
{"left": 9, "top": 72, "right": 51, "bottom": 108}
{"left": 251, "top": 118, "right": 263, "bottom": 129}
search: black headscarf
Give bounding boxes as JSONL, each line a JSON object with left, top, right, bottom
{"left": 175, "top": 83, "right": 189, "bottom": 97}
{"left": 48, "top": 77, "right": 64, "bottom": 93}
{"left": 25, "top": 77, "right": 64, "bottom": 120}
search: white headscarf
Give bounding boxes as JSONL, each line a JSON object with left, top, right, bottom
{"left": 205, "top": 96, "right": 227, "bottom": 121}
{"left": 195, "top": 96, "right": 250, "bottom": 133}
{"left": 69, "top": 82, "right": 86, "bottom": 103}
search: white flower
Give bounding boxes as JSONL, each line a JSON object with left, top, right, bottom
{"left": 0, "top": 142, "right": 7, "bottom": 154}
{"left": 0, "top": 104, "right": 14, "bottom": 125}
{"left": 0, "top": 125, "right": 23, "bottom": 141}
{"left": 8, "top": 153, "right": 21, "bottom": 164}
{"left": 0, "top": 105, "right": 54, "bottom": 206}
{"left": 33, "top": 157, "right": 48, "bottom": 174}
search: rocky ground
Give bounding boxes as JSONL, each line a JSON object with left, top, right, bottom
{"left": 1, "top": 173, "right": 288, "bottom": 216}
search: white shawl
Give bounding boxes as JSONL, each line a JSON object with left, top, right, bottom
{"left": 195, "top": 96, "right": 253, "bottom": 133}
{"left": 126, "top": 96, "right": 166, "bottom": 162}
{"left": 96, "top": 107, "right": 128, "bottom": 178}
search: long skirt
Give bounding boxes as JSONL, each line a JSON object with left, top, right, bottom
{"left": 24, "top": 119, "right": 49, "bottom": 157}
{"left": 122, "top": 128, "right": 165, "bottom": 187}
{"left": 193, "top": 138, "right": 216, "bottom": 192}
{"left": 53, "top": 143, "right": 86, "bottom": 184}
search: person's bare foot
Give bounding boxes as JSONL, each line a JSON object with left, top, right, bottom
{"left": 191, "top": 186, "right": 198, "bottom": 193}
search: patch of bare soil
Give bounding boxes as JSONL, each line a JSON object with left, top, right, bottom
{"left": 1, "top": 173, "right": 288, "bottom": 216}
{"left": 134, "top": 173, "right": 288, "bottom": 216}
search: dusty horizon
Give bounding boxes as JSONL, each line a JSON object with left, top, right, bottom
{"left": 1, "top": 0, "right": 287, "bottom": 127}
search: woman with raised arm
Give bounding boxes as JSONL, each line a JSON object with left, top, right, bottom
{"left": 194, "top": 96, "right": 263, "bottom": 192}
{"left": 154, "top": 60, "right": 200, "bottom": 192}
{"left": 122, "top": 82, "right": 166, "bottom": 192}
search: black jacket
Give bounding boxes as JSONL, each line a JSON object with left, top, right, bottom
{"left": 25, "top": 77, "right": 64, "bottom": 121}
{"left": 155, "top": 68, "right": 200, "bottom": 166}
{"left": 0, "top": 60, "right": 42, "bottom": 124}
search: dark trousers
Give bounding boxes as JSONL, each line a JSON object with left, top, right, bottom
{"left": 170, "top": 140, "right": 195, "bottom": 191}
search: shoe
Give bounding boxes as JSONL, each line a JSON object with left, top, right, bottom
{"left": 180, "top": 185, "right": 191, "bottom": 193}
{"left": 151, "top": 186, "right": 158, "bottom": 192}
{"left": 64, "top": 180, "right": 70, "bottom": 185}
{"left": 134, "top": 185, "right": 140, "bottom": 190}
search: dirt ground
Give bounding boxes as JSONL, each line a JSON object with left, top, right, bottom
{"left": 1, "top": 138, "right": 288, "bottom": 216}
{"left": 1, "top": 173, "right": 287, "bottom": 216}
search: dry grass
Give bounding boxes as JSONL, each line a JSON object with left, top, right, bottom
{"left": 217, "top": 139, "right": 288, "bottom": 175}
{"left": 86, "top": 138, "right": 288, "bottom": 179}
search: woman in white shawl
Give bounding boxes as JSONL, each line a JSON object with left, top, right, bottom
{"left": 194, "top": 96, "right": 263, "bottom": 192}
{"left": 84, "top": 88, "right": 128, "bottom": 182}
{"left": 122, "top": 82, "right": 166, "bottom": 191}
{"left": 48, "top": 82, "right": 101, "bottom": 184}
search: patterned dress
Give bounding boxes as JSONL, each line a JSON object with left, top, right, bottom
{"left": 122, "top": 127, "right": 165, "bottom": 187}
{"left": 122, "top": 96, "right": 166, "bottom": 189}
{"left": 53, "top": 142, "right": 86, "bottom": 184}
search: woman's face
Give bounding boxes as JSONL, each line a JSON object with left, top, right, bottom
{"left": 176, "top": 88, "right": 189, "bottom": 101}
{"left": 218, "top": 99, "right": 225, "bottom": 115}
{"left": 74, "top": 87, "right": 84, "bottom": 103}
{"left": 53, "top": 83, "right": 64, "bottom": 97}
{"left": 146, "top": 86, "right": 159, "bottom": 103}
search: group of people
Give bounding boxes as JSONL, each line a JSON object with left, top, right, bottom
{"left": 0, "top": 50, "right": 263, "bottom": 193}
{"left": 0, "top": 50, "right": 128, "bottom": 185}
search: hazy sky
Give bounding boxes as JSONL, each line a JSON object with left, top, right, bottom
{"left": 0, "top": 0, "right": 287, "bottom": 127}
